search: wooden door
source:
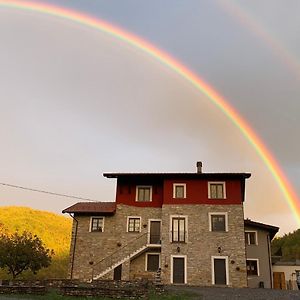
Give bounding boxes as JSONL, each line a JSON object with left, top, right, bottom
{"left": 150, "top": 221, "right": 161, "bottom": 244}
{"left": 273, "top": 272, "right": 286, "bottom": 289}
{"left": 214, "top": 258, "right": 227, "bottom": 285}
{"left": 173, "top": 257, "right": 185, "bottom": 284}
{"left": 113, "top": 264, "right": 122, "bottom": 281}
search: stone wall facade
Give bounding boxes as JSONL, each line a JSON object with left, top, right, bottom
{"left": 160, "top": 204, "right": 247, "bottom": 287}
{"left": 69, "top": 203, "right": 247, "bottom": 287}
{"left": 69, "top": 205, "right": 161, "bottom": 280}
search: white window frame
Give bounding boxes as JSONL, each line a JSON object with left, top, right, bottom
{"left": 170, "top": 215, "right": 188, "bottom": 243}
{"left": 211, "top": 256, "right": 229, "bottom": 285}
{"left": 148, "top": 219, "right": 162, "bottom": 245}
{"left": 145, "top": 253, "right": 161, "bottom": 272}
{"left": 135, "top": 185, "right": 153, "bottom": 202}
{"left": 170, "top": 255, "right": 187, "bottom": 284}
{"left": 89, "top": 216, "right": 105, "bottom": 232}
{"left": 209, "top": 212, "right": 228, "bottom": 232}
{"left": 208, "top": 182, "right": 226, "bottom": 199}
{"left": 126, "top": 216, "right": 142, "bottom": 233}
{"left": 245, "top": 230, "right": 258, "bottom": 245}
{"left": 173, "top": 183, "right": 186, "bottom": 199}
{"left": 246, "top": 258, "right": 260, "bottom": 276}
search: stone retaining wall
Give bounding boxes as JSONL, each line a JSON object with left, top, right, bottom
{"left": 0, "top": 279, "right": 162, "bottom": 299}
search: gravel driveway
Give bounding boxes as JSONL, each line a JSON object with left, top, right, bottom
{"left": 166, "top": 285, "right": 300, "bottom": 300}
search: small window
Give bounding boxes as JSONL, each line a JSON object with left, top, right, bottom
{"left": 136, "top": 186, "right": 152, "bottom": 202}
{"left": 146, "top": 254, "right": 160, "bottom": 272}
{"left": 208, "top": 182, "right": 226, "bottom": 199}
{"left": 245, "top": 231, "right": 257, "bottom": 245}
{"left": 247, "top": 259, "right": 259, "bottom": 276}
{"left": 173, "top": 184, "right": 186, "bottom": 199}
{"left": 128, "top": 217, "right": 141, "bottom": 232}
{"left": 172, "top": 217, "right": 186, "bottom": 242}
{"left": 209, "top": 213, "right": 227, "bottom": 232}
{"left": 90, "top": 217, "right": 104, "bottom": 232}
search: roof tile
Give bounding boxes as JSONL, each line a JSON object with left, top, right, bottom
{"left": 62, "top": 202, "right": 116, "bottom": 214}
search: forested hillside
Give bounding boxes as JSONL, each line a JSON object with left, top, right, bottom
{"left": 271, "top": 229, "right": 300, "bottom": 260}
{"left": 0, "top": 206, "right": 72, "bottom": 279}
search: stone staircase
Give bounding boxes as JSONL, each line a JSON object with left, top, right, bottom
{"left": 92, "top": 232, "right": 149, "bottom": 280}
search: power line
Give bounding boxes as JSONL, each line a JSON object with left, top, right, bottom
{"left": 0, "top": 182, "right": 99, "bottom": 202}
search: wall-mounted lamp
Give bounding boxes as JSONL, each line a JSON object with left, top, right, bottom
{"left": 218, "top": 246, "right": 222, "bottom": 253}
{"left": 177, "top": 246, "right": 181, "bottom": 253}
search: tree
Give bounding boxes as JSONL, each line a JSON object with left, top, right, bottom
{"left": 0, "top": 231, "right": 54, "bottom": 279}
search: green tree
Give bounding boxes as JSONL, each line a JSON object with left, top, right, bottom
{"left": 0, "top": 231, "right": 53, "bottom": 279}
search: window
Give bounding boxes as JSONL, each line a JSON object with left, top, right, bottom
{"left": 90, "top": 217, "right": 104, "bottom": 232}
{"left": 245, "top": 231, "right": 257, "bottom": 245}
{"left": 172, "top": 217, "right": 186, "bottom": 242}
{"left": 208, "top": 182, "right": 226, "bottom": 199}
{"left": 209, "top": 213, "right": 228, "bottom": 232}
{"left": 127, "top": 217, "right": 141, "bottom": 232}
{"left": 173, "top": 184, "right": 186, "bottom": 199}
{"left": 146, "top": 254, "right": 160, "bottom": 272}
{"left": 246, "top": 259, "right": 259, "bottom": 276}
{"left": 136, "top": 186, "right": 152, "bottom": 202}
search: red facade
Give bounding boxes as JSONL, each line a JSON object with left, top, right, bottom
{"left": 104, "top": 173, "right": 250, "bottom": 207}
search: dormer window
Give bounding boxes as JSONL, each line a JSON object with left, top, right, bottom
{"left": 136, "top": 186, "right": 152, "bottom": 202}
{"left": 208, "top": 182, "right": 226, "bottom": 199}
{"left": 173, "top": 184, "right": 186, "bottom": 199}
{"left": 90, "top": 217, "right": 104, "bottom": 232}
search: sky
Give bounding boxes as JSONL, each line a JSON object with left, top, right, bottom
{"left": 0, "top": 0, "right": 300, "bottom": 234}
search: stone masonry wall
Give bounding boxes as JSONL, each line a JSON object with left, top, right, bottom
{"left": 70, "top": 205, "right": 161, "bottom": 280}
{"left": 160, "top": 204, "right": 247, "bottom": 287}
{"left": 69, "top": 203, "right": 247, "bottom": 287}
{"left": 130, "top": 250, "right": 160, "bottom": 280}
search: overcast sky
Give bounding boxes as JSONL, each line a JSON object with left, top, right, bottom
{"left": 0, "top": 0, "right": 299, "bottom": 234}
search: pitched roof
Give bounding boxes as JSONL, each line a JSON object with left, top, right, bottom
{"left": 62, "top": 202, "right": 116, "bottom": 214}
{"left": 244, "top": 219, "right": 279, "bottom": 240}
{"left": 103, "top": 172, "right": 251, "bottom": 179}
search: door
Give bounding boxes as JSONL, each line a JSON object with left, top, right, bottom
{"left": 113, "top": 264, "right": 122, "bottom": 280}
{"left": 273, "top": 272, "right": 286, "bottom": 289}
{"left": 173, "top": 257, "right": 185, "bottom": 284}
{"left": 213, "top": 258, "right": 227, "bottom": 285}
{"left": 150, "top": 220, "right": 161, "bottom": 244}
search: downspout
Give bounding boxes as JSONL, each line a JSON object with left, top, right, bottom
{"left": 267, "top": 234, "right": 273, "bottom": 288}
{"left": 67, "top": 213, "right": 78, "bottom": 279}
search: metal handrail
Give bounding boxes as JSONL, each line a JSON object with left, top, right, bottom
{"left": 94, "top": 232, "right": 148, "bottom": 267}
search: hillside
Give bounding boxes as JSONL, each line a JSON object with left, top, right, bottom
{"left": 271, "top": 229, "right": 300, "bottom": 260}
{"left": 0, "top": 206, "right": 72, "bottom": 279}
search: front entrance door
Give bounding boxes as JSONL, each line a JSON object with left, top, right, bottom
{"left": 213, "top": 258, "right": 227, "bottom": 285}
{"left": 149, "top": 220, "right": 161, "bottom": 244}
{"left": 172, "top": 257, "right": 185, "bottom": 284}
{"left": 113, "top": 264, "right": 122, "bottom": 280}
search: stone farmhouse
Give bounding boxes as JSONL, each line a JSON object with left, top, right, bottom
{"left": 63, "top": 162, "right": 278, "bottom": 288}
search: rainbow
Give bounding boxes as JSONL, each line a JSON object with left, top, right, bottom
{"left": 1, "top": 0, "right": 299, "bottom": 225}
{"left": 218, "top": 0, "right": 300, "bottom": 82}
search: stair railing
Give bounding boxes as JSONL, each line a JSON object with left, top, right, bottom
{"left": 92, "top": 231, "right": 149, "bottom": 279}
